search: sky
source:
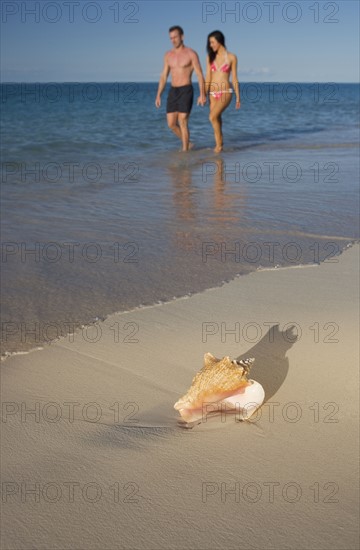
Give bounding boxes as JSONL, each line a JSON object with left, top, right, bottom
{"left": 1, "top": 0, "right": 359, "bottom": 82}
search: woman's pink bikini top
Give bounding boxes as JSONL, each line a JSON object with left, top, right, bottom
{"left": 210, "top": 51, "right": 231, "bottom": 73}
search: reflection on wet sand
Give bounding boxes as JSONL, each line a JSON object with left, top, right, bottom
{"left": 210, "top": 157, "right": 245, "bottom": 224}
{"left": 167, "top": 160, "right": 197, "bottom": 254}
{"left": 168, "top": 156, "right": 247, "bottom": 254}
{"left": 168, "top": 161, "right": 197, "bottom": 222}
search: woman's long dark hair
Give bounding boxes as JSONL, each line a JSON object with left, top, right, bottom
{"left": 207, "top": 30, "right": 226, "bottom": 64}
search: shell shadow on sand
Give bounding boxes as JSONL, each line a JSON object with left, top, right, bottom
{"left": 235, "top": 323, "right": 298, "bottom": 401}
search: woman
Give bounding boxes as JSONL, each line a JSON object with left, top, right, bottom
{"left": 205, "top": 30, "right": 241, "bottom": 152}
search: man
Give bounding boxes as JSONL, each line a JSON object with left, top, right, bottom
{"left": 155, "top": 26, "right": 206, "bottom": 151}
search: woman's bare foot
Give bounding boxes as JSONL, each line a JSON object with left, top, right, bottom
{"left": 214, "top": 145, "right": 223, "bottom": 153}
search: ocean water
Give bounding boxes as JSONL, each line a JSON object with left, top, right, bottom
{"left": 1, "top": 82, "right": 359, "bottom": 355}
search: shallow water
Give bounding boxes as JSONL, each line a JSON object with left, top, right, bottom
{"left": 1, "top": 83, "right": 359, "bottom": 355}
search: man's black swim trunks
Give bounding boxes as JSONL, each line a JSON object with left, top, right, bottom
{"left": 166, "top": 84, "right": 194, "bottom": 114}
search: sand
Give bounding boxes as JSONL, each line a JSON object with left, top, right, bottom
{"left": 1, "top": 244, "right": 359, "bottom": 550}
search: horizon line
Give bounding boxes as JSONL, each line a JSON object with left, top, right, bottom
{"left": 1, "top": 80, "right": 359, "bottom": 84}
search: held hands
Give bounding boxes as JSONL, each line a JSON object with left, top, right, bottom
{"left": 197, "top": 95, "right": 207, "bottom": 106}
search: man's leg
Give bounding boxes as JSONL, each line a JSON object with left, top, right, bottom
{"left": 167, "top": 113, "right": 182, "bottom": 140}
{"left": 178, "top": 112, "right": 190, "bottom": 151}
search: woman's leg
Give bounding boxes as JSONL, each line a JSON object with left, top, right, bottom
{"left": 209, "top": 93, "right": 233, "bottom": 152}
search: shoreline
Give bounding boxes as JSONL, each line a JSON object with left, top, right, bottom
{"left": 2, "top": 240, "right": 357, "bottom": 362}
{"left": 1, "top": 243, "right": 359, "bottom": 549}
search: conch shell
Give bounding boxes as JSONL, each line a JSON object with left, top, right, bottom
{"left": 174, "top": 353, "right": 265, "bottom": 425}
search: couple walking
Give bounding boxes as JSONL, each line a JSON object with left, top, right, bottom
{"left": 155, "top": 26, "right": 240, "bottom": 153}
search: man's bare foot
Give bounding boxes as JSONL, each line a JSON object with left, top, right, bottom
{"left": 214, "top": 145, "right": 223, "bottom": 153}
{"left": 179, "top": 142, "right": 195, "bottom": 152}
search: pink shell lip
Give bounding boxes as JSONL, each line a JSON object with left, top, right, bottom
{"left": 174, "top": 379, "right": 253, "bottom": 412}
{"left": 177, "top": 380, "right": 265, "bottom": 425}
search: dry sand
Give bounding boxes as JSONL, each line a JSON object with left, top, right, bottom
{"left": 1, "top": 244, "right": 359, "bottom": 550}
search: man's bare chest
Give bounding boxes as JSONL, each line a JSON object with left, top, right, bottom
{"left": 168, "top": 52, "right": 192, "bottom": 69}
